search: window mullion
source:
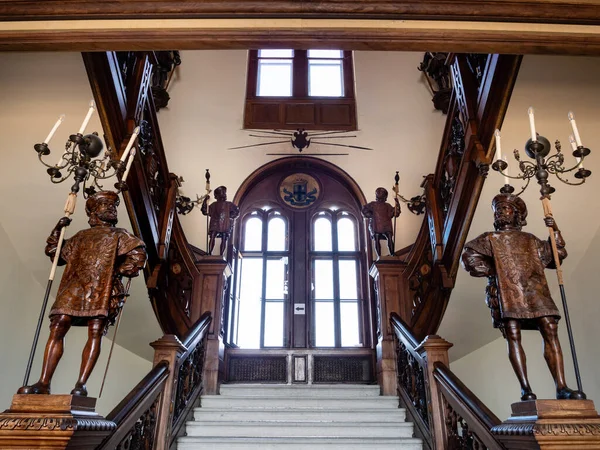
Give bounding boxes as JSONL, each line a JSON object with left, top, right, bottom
{"left": 294, "top": 50, "right": 308, "bottom": 97}
{"left": 259, "top": 216, "right": 269, "bottom": 348}
{"left": 332, "top": 214, "right": 341, "bottom": 348}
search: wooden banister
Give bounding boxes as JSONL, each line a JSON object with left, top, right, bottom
{"left": 433, "top": 363, "right": 505, "bottom": 450}
{"left": 99, "top": 313, "right": 212, "bottom": 450}
{"left": 99, "top": 361, "right": 169, "bottom": 449}
{"left": 391, "top": 312, "right": 505, "bottom": 450}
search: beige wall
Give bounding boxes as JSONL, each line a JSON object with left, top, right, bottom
{"left": 446, "top": 55, "right": 600, "bottom": 419}
{"left": 160, "top": 50, "right": 447, "bottom": 253}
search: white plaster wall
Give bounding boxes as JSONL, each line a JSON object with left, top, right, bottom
{"left": 444, "top": 55, "right": 600, "bottom": 419}
{"left": 159, "top": 50, "right": 446, "bottom": 252}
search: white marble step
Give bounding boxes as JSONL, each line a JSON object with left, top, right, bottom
{"left": 219, "top": 384, "right": 381, "bottom": 398}
{"left": 177, "top": 436, "right": 423, "bottom": 450}
{"left": 200, "top": 395, "right": 399, "bottom": 409}
{"left": 185, "top": 420, "right": 414, "bottom": 438}
{"left": 194, "top": 407, "right": 406, "bottom": 422}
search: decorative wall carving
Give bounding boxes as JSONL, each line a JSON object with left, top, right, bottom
{"left": 0, "top": 417, "right": 115, "bottom": 432}
{"left": 408, "top": 246, "right": 434, "bottom": 319}
{"left": 151, "top": 51, "right": 181, "bottom": 111}
{"left": 167, "top": 240, "right": 193, "bottom": 318}
{"left": 137, "top": 118, "right": 166, "bottom": 215}
{"left": 439, "top": 115, "right": 466, "bottom": 218}
{"left": 418, "top": 52, "right": 452, "bottom": 114}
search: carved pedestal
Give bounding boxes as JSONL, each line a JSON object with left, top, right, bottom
{"left": 492, "top": 400, "right": 600, "bottom": 449}
{"left": 370, "top": 256, "right": 410, "bottom": 395}
{"left": 0, "top": 394, "right": 115, "bottom": 449}
{"left": 194, "top": 255, "right": 231, "bottom": 395}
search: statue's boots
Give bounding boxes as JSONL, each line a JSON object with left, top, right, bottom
{"left": 17, "top": 382, "right": 50, "bottom": 395}
{"left": 557, "top": 387, "right": 586, "bottom": 400}
{"left": 520, "top": 389, "right": 537, "bottom": 401}
{"left": 70, "top": 383, "right": 88, "bottom": 397}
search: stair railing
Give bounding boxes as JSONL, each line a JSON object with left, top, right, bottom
{"left": 99, "top": 312, "right": 212, "bottom": 450}
{"left": 391, "top": 312, "right": 505, "bottom": 450}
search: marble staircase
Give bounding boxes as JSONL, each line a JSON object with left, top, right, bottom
{"left": 177, "top": 384, "right": 423, "bottom": 449}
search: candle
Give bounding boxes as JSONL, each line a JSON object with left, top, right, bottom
{"left": 527, "top": 107, "right": 537, "bottom": 142}
{"left": 568, "top": 111, "right": 583, "bottom": 147}
{"left": 78, "top": 100, "right": 95, "bottom": 135}
{"left": 122, "top": 148, "right": 136, "bottom": 183}
{"left": 494, "top": 129, "right": 502, "bottom": 161}
{"left": 44, "top": 114, "right": 65, "bottom": 145}
{"left": 502, "top": 156, "right": 510, "bottom": 185}
{"left": 570, "top": 135, "right": 583, "bottom": 168}
{"left": 120, "top": 126, "right": 140, "bottom": 162}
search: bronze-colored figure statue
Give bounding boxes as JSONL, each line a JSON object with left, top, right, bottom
{"left": 201, "top": 186, "right": 240, "bottom": 256}
{"left": 362, "top": 187, "right": 401, "bottom": 259}
{"left": 19, "top": 191, "right": 147, "bottom": 396}
{"left": 461, "top": 194, "right": 583, "bottom": 401}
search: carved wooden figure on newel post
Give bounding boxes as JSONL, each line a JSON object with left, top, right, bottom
{"left": 361, "top": 187, "right": 401, "bottom": 259}
{"left": 18, "top": 191, "right": 147, "bottom": 397}
{"left": 201, "top": 185, "right": 240, "bottom": 256}
{"left": 461, "top": 193, "right": 584, "bottom": 401}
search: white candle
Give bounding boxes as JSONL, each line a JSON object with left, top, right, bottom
{"left": 494, "top": 129, "right": 502, "bottom": 161}
{"left": 568, "top": 111, "right": 583, "bottom": 147}
{"left": 44, "top": 114, "right": 65, "bottom": 145}
{"left": 528, "top": 107, "right": 537, "bottom": 142}
{"left": 570, "top": 135, "right": 583, "bottom": 168}
{"left": 122, "top": 148, "right": 136, "bottom": 183}
{"left": 502, "top": 156, "right": 510, "bottom": 185}
{"left": 120, "top": 126, "right": 140, "bottom": 162}
{"left": 78, "top": 100, "right": 95, "bottom": 135}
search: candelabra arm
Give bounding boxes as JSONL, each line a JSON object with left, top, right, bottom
{"left": 554, "top": 170, "right": 587, "bottom": 186}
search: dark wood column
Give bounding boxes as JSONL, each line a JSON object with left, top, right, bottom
{"left": 369, "top": 256, "right": 410, "bottom": 395}
{"left": 193, "top": 256, "right": 232, "bottom": 394}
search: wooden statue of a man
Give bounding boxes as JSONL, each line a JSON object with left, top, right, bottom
{"left": 19, "top": 191, "right": 147, "bottom": 396}
{"left": 201, "top": 185, "right": 240, "bottom": 256}
{"left": 461, "top": 193, "right": 583, "bottom": 401}
{"left": 362, "top": 187, "right": 401, "bottom": 258}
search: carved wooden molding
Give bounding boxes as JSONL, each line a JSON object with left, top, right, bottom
{"left": 2, "top": 22, "right": 600, "bottom": 55}
{"left": 1, "top": 1, "right": 600, "bottom": 25}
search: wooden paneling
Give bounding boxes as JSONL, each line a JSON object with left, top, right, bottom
{"left": 245, "top": 98, "right": 356, "bottom": 130}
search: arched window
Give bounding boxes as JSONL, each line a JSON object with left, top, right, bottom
{"left": 225, "top": 158, "right": 371, "bottom": 351}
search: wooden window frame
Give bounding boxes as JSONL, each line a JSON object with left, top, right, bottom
{"left": 244, "top": 50, "right": 357, "bottom": 131}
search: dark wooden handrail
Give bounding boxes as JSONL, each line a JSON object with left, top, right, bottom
{"left": 181, "top": 311, "right": 212, "bottom": 350}
{"left": 99, "top": 361, "right": 169, "bottom": 449}
{"left": 433, "top": 362, "right": 501, "bottom": 432}
{"left": 390, "top": 312, "right": 420, "bottom": 350}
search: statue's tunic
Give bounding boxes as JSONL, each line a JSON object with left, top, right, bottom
{"left": 463, "top": 230, "right": 564, "bottom": 324}
{"left": 362, "top": 202, "right": 396, "bottom": 235}
{"left": 208, "top": 202, "right": 239, "bottom": 235}
{"left": 48, "top": 227, "right": 146, "bottom": 325}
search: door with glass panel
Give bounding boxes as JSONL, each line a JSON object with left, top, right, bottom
{"left": 229, "top": 207, "right": 367, "bottom": 349}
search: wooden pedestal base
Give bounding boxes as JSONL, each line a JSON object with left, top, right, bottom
{"left": 492, "top": 399, "right": 600, "bottom": 449}
{"left": 0, "top": 394, "right": 115, "bottom": 449}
